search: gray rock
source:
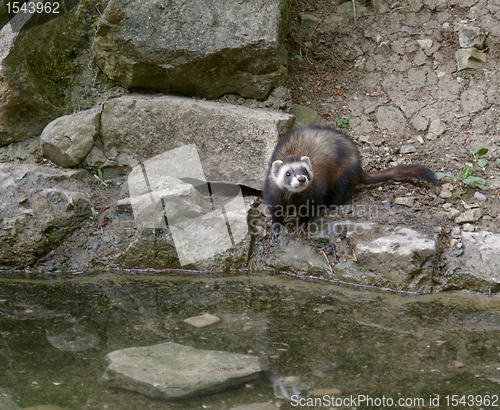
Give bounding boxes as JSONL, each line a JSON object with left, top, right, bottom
{"left": 443, "top": 231, "right": 500, "bottom": 292}
{"left": 0, "top": 388, "right": 20, "bottom": 410}
{"left": 456, "top": 48, "right": 487, "bottom": 71}
{"left": 0, "top": 164, "right": 92, "bottom": 268}
{"left": 100, "top": 342, "right": 262, "bottom": 399}
{"left": 393, "top": 197, "right": 416, "bottom": 207}
{"left": 0, "top": 1, "right": 103, "bottom": 146}
{"left": 96, "top": 95, "right": 294, "bottom": 190}
{"left": 298, "top": 13, "right": 320, "bottom": 28}
{"left": 337, "top": 1, "right": 367, "bottom": 15}
{"left": 184, "top": 313, "right": 221, "bottom": 328}
{"left": 256, "top": 221, "right": 438, "bottom": 292}
{"left": 426, "top": 119, "right": 447, "bottom": 140}
{"left": 458, "top": 24, "right": 486, "bottom": 49}
{"left": 400, "top": 145, "right": 417, "bottom": 154}
{"left": 94, "top": 0, "right": 290, "bottom": 99}
{"left": 474, "top": 192, "right": 487, "bottom": 202}
{"left": 455, "top": 208, "right": 483, "bottom": 224}
{"left": 353, "top": 226, "right": 437, "bottom": 291}
{"left": 289, "top": 105, "right": 319, "bottom": 130}
{"left": 40, "top": 106, "right": 102, "bottom": 168}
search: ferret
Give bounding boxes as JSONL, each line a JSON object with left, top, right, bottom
{"left": 262, "top": 126, "right": 437, "bottom": 237}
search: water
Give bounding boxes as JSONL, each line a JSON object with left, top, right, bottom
{"left": 1, "top": 272, "right": 500, "bottom": 409}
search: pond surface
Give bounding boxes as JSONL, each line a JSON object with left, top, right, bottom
{"left": 1, "top": 272, "right": 500, "bottom": 409}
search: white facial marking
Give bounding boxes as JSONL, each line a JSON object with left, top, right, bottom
{"left": 272, "top": 160, "right": 311, "bottom": 192}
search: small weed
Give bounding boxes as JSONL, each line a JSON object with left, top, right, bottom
{"left": 291, "top": 53, "right": 303, "bottom": 62}
{"left": 89, "top": 206, "right": 99, "bottom": 224}
{"left": 336, "top": 118, "right": 350, "bottom": 129}
{"left": 93, "top": 169, "right": 109, "bottom": 188}
{"left": 436, "top": 147, "right": 490, "bottom": 190}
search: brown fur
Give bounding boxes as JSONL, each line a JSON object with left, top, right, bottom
{"left": 262, "top": 126, "right": 437, "bottom": 237}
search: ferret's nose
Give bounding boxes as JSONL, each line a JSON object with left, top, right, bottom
{"left": 297, "top": 176, "right": 306, "bottom": 183}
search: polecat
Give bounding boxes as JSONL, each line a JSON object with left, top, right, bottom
{"left": 262, "top": 126, "right": 437, "bottom": 237}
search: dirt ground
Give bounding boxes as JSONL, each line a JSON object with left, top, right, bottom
{"left": 282, "top": 0, "right": 500, "bottom": 233}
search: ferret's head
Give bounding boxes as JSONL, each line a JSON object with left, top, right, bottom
{"left": 270, "top": 155, "right": 313, "bottom": 193}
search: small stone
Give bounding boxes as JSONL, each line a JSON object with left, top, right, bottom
{"left": 456, "top": 48, "right": 486, "bottom": 71}
{"left": 455, "top": 208, "right": 483, "bottom": 224}
{"left": 376, "top": 41, "right": 391, "bottom": 54}
{"left": 298, "top": 13, "right": 320, "bottom": 28}
{"left": 451, "top": 226, "right": 461, "bottom": 238}
{"left": 337, "top": 0, "right": 367, "bottom": 15}
{"left": 446, "top": 208, "right": 461, "bottom": 220}
{"left": 462, "top": 223, "right": 475, "bottom": 232}
{"left": 474, "top": 192, "right": 487, "bottom": 202}
{"left": 400, "top": 145, "right": 416, "bottom": 154}
{"left": 441, "top": 183, "right": 454, "bottom": 191}
{"left": 426, "top": 119, "right": 447, "bottom": 140}
{"left": 417, "top": 39, "right": 433, "bottom": 50}
{"left": 184, "top": 313, "right": 221, "bottom": 327}
{"left": 416, "top": 135, "right": 424, "bottom": 144}
{"left": 369, "top": 136, "right": 385, "bottom": 146}
{"left": 458, "top": 24, "right": 486, "bottom": 49}
{"left": 439, "top": 189, "right": 452, "bottom": 199}
{"left": 393, "top": 197, "right": 415, "bottom": 207}
{"left": 443, "top": 203, "right": 453, "bottom": 210}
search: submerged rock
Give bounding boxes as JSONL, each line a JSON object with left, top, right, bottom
{"left": 100, "top": 342, "right": 262, "bottom": 399}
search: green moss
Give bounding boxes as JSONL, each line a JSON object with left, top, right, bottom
{"left": 80, "top": 0, "right": 91, "bottom": 7}
{"left": 35, "top": 52, "right": 72, "bottom": 103}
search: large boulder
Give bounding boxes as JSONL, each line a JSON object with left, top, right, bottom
{"left": 88, "top": 95, "right": 295, "bottom": 190}
{"left": 0, "top": 2, "right": 100, "bottom": 146}
{"left": 94, "top": 0, "right": 290, "bottom": 99}
{"left": 0, "top": 164, "right": 93, "bottom": 267}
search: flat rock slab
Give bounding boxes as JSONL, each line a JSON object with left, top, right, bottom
{"left": 100, "top": 342, "right": 262, "bottom": 400}
{"left": 95, "top": 95, "right": 294, "bottom": 190}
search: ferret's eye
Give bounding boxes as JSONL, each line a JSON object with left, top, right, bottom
{"left": 285, "top": 172, "right": 291, "bottom": 177}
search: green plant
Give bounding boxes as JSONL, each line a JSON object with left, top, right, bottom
{"left": 436, "top": 147, "right": 489, "bottom": 190}
{"left": 291, "top": 53, "right": 303, "bottom": 62}
{"left": 336, "top": 118, "right": 350, "bottom": 129}
{"left": 89, "top": 206, "right": 98, "bottom": 223}
{"left": 93, "top": 169, "right": 109, "bottom": 188}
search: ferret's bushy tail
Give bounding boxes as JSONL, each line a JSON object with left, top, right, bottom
{"left": 361, "top": 164, "right": 437, "bottom": 185}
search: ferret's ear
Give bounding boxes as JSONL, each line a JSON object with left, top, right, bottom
{"left": 271, "top": 160, "right": 283, "bottom": 178}
{"left": 301, "top": 156, "right": 312, "bottom": 169}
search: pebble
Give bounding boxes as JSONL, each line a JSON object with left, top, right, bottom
{"left": 400, "top": 145, "right": 416, "bottom": 154}
{"left": 474, "top": 192, "right": 487, "bottom": 201}
{"left": 439, "top": 189, "right": 452, "bottom": 199}
{"left": 462, "top": 223, "right": 475, "bottom": 232}
{"left": 451, "top": 226, "right": 461, "bottom": 238}
{"left": 184, "top": 313, "right": 221, "bottom": 327}
{"left": 446, "top": 208, "right": 461, "bottom": 220}
{"left": 455, "top": 208, "right": 483, "bottom": 224}
{"left": 393, "top": 197, "right": 415, "bottom": 207}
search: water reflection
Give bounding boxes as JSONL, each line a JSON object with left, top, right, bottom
{"left": 0, "top": 272, "right": 499, "bottom": 409}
